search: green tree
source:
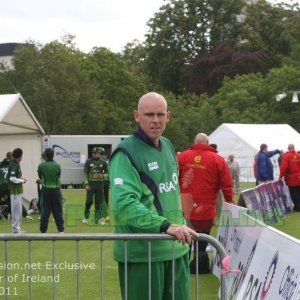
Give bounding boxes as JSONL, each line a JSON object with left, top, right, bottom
{"left": 86, "top": 47, "right": 146, "bottom": 134}
{"left": 121, "top": 40, "right": 157, "bottom": 91}
{"left": 0, "top": 40, "right": 103, "bottom": 134}
{"left": 207, "top": 62, "right": 300, "bottom": 131}
{"left": 264, "top": 64, "right": 300, "bottom": 131}
{"left": 210, "top": 73, "right": 269, "bottom": 125}
{"left": 0, "top": 39, "right": 149, "bottom": 135}
{"left": 164, "top": 92, "right": 217, "bottom": 150}
{"left": 144, "top": 0, "right": 244, "bottom": 94}
{"left": 238, "top": 0, "right": 300, "bottom": 68}
{"left": 188, "top": 42, "right": 266, "bottom": 95}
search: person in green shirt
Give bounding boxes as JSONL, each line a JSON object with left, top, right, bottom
{"left": 1, "top": 152, "right": 34, "bottom": 221}
{"left": 8, "top": 148, "right": 27, "bottom": 233}
{"left": 0, "top": 152, "right": 12, "bottom": 220}
{"left": 109, "top": 92, "right": 197, "bottom": 300}
{"left": 83, "top": 147, "right": 109, "bottom": 225}
{"left": 37, "top": 148, "right": 64, "bottom": 233}
{"left": 0, "top": 152, "right": 12, "bottom": 200}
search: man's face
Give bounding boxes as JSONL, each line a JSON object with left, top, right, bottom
{"left": 134, "top": 97, "right": 170, "bottom": 145}
{"left": 92, "top": 152, "right": 100, "bottom": 159}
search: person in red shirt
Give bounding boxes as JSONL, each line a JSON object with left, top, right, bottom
{"left": 279, "top": 144, "right": 300, "bottom": 211}
{"left": 177, "top": 133, "right": 234, "bottom": 274}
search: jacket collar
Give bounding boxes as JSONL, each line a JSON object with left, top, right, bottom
{"left": 191, "top": 143, "right": 217, "bottom": 152}
{"left": 133, "top": 126, "right": 162, "bottom": 150}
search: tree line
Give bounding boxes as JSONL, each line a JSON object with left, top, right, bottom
{"left": 0, "top": 0, "right": 300, "bottom": 151}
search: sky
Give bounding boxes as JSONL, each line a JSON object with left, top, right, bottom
{"left": 0, "top": 0, "right": 165, "bottom": 53}
{"left": 0, "top": 0, "right": 293, "bottom": 54}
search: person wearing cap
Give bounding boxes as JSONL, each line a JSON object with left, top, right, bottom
{"left": 83, "top": 146, "right": 109, "bottom": 225}
{"left": 256, "top": 143, "right": 280, "bottom": 183}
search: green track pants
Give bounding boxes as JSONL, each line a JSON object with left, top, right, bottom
{"left": 118, "top": 253, "right": 190, "bottom": 300}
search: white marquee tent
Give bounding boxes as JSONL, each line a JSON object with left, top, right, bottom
{"left": 0, "top": 93, "right": 44, "bottom": 204}
{"left": 209, "top": 123, "right": 300, "bottom": 182}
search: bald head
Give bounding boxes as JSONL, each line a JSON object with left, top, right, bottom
{"left": 194, "top": 133, "right": 209, "bottom": 144}
{"left": 138, "top": 92, "right": 167, "bottom": 111}
{"left": 134, "top": 92, "right": 170, "bottom": 146}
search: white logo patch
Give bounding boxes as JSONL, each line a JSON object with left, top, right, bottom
{"left": 114, "top": 178, "right": 123, "bottom": 185}
{"left": 148, "top": 161, "right": 159, "bottom": 171}
{"left": 159, "top": 181, "right": 176, "bottom": 193}
{"left": 159, "top": 173, "right": 178, "bottom": 193}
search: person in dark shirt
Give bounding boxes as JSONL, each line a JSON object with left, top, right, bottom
{"left": 82, "top": 147, "right": 109, "bottom": 225}
{"left": 256, "top": 143, "right": 280, "bottom": 183}
{"left": 0, "top": 152, "right": 12, "bottom": 200}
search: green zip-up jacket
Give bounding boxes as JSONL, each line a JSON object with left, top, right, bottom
{"left": 38, "top": 160, "right": 61, "bottom": 188}
{"left": 8, "top": 159, "right": 23, "bottom": 195}
{"left": 84, "top": 158, "right": 108, "bottom": 184}
{"left": 109, "top": 129, "right": 189, "bottom": 263}
{"left": 0, "top": 159, "right": 10, "bottom": 187}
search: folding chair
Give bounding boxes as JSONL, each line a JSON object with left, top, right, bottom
{"left": 0, "top": 204, "right": 8, "bottom": 221}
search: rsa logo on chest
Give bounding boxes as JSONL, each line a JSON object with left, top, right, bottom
{"left": 159, "top": 173, "right": 178, "bottom": 193}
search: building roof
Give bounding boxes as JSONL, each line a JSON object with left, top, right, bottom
{"left": 0, "top": 43, "right": 24, "bottom": 56}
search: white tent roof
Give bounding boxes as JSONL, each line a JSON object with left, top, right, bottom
{"left": 0, "top": 93, "right": 44, "bottom": 201}
{"left": 209, "top": 123, "right": 300, "bottom": 156}
{"left": 209, "top": 123, "right": 300, "bottom": 181}
{"left": 0, "top": 93, "right": 44, "bottom": 135}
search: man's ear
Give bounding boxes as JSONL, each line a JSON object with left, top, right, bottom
{"left": 166, "top": 111, "right": 171, "bottom": 122}
{"left": 133, "top": 110, "right": 139, "bottom": 123}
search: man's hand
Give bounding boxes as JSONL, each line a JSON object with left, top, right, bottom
{"left": 85, "top": 184, "right": 90, "bottom": 191}
{"left": 166, "top": 224, "right": 198, "bottom": 245}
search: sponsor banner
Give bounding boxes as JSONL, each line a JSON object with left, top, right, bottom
{"left": 273, "top": 180, "right": 294, "bottom": 214}
{"left": 237, "top": 226, "right": 300, "bottom": 300}
{"left": 239, "top": 180, "right": 294, "bottom": 225}
{"left": 255, "top": 183, "right": 277, "bottom": 225}
{"left": 211, "top": 203, "right": 263, "bottom": 299}
{"left": 212, "top": 203, "right": 300, "bottom": 300}
{"left": 239, "top": 188, "right": 264, "bottom": 222}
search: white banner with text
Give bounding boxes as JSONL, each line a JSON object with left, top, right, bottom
{"left": 212, "top": 203, "right": 300, "bottom": 300}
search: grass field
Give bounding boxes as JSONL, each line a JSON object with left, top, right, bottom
{"left": 0, "top": 186, "right": 299, "bottom": 300}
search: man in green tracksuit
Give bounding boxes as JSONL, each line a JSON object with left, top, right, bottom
{"left": 8, "top": 148, "right": 27, "bottom": 233}
{"left": 0, "top": 152, "right": 12, "bottom": 204}
{"left": 83, "top": 147, "right": 109, "bottom": 224}
{"left": 38, "top": 148, "right": 64, "bottom": 233}
{"left": 109, "top": 92, "right": 197, "bottom": 300}
{"left": 1, "top": 151, "right": 33, "bottom": 221}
